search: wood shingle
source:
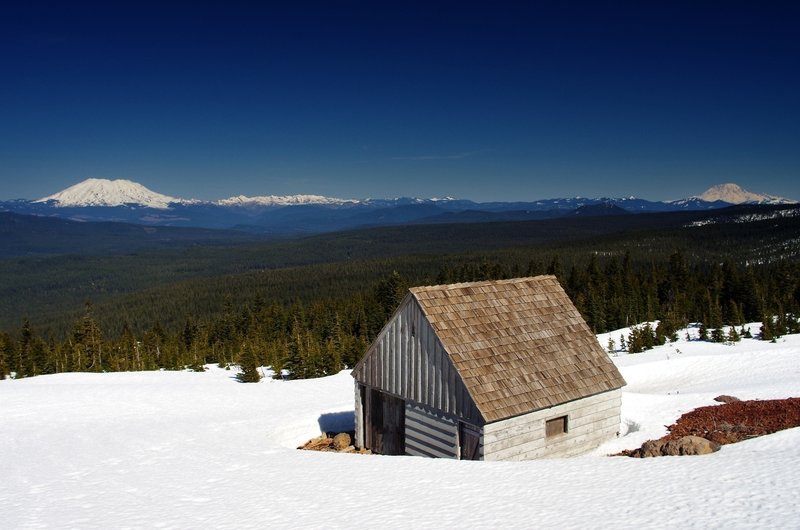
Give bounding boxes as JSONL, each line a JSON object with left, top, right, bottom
{"left": 410, "top": 275, "right": 626, "bottom": 423}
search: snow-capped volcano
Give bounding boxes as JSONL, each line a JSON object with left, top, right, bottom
{"left": 35, "top": 178, "right": 181, "bottom": 209}
{"left": 695, "top": 183, "right": 795, "bottom": 205}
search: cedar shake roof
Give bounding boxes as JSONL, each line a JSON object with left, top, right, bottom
{"left": 409, "top": 275, "right": 626, "bottom": 423}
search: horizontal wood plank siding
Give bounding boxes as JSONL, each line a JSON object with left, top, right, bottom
{"left": 482, "top": 389, "right": 622, "bottom": 461}
{"left": 404, "top": 403, "right": 458, "bottom": 459}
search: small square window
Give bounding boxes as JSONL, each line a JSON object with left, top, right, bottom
{"left": 546, "top": 415, "right": 568, "bottom": 437}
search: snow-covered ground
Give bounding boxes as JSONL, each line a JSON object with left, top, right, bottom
{"left": 2, "top": 326, "right": 799, "bottom": 529}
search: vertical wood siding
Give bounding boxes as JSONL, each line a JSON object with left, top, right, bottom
{"left": 354, "top": 382, "right": 363, "bottom": 448}
{"left": 482, "top": 389, "right": 622, "bottom": 461}
{"left": 353, "top": 297, "right": 482, "bottom": 425}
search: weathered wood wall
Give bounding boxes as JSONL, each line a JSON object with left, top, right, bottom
{"left": 354, "top": 382, "right": 364, "bottom": 448}
{"left": 353, "top": 296, "right": 482, "bottom": 425}
{"left": 482, "top": 389, "right": 622, "bottom": 461}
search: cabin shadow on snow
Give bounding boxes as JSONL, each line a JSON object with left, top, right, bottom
{"left": 318, "top": 411, "right": 355, "bottom": 435}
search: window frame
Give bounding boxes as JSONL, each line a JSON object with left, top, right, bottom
{"left": 545, "top": 415, "right": 568, "bottom": 437}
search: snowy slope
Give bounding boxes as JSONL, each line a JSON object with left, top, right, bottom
{"left": 2, "top": 328, "right": 799, "bottom": 528}
{"left": 34, "top": 178, "right": 182, "bottom": 209}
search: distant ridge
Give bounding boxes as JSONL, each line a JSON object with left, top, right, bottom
{"left": 6, "top": 177, "right": 794, "bottom": 233}
{"left": 216, "top": 194, "right": 356, "bottom": 207}
{"left": 29, "top": 177, "right": 796, "bottom": 210}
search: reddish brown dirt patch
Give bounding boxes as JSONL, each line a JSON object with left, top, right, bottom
{"left": 665, "top": 398, "right": 800, "bottom": 445}
{"left": 619, "top": 397, "right": 800, "bottom": 457}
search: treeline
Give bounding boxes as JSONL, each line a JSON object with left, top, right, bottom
{"left": 2, "top": 251, "right": 799, "bottom": 380}
{"left": 0, "top": 270, "right": 408, "bottom": 380}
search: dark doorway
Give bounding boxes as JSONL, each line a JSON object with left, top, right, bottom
{"left": 367, "top": 389, "right": 405, "bottom": 455}
{"left": 459, "top": 422, "right": 481, "bottom": 460}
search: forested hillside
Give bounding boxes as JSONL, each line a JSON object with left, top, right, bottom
{"left": 1, "top": 204, "right": 798, "bottom": 379}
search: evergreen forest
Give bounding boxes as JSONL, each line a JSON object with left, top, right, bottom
{"left": 2, "top": 204, "right": 799, "bottom": 380}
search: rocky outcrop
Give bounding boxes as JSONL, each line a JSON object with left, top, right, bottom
{"left": 626, "top": 436, "right": 720, "bottom": 458}
{"left": 713, "top": 395, "right": 741, "bottom": 404}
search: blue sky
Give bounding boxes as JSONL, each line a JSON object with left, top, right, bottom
{"left": 2, "top": 2, "right": 798, "bottom": 202}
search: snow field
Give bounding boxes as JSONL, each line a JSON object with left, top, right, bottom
{"left": 2, "top": 329, "right": 799, "bottom": 529}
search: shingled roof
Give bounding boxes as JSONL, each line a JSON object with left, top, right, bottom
{"left": 409, "top": 275, "right": 626, "bottom": 423}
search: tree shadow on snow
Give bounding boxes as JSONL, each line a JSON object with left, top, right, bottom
{"left": 318, "top": 411, "right": 355, "bottom": 434}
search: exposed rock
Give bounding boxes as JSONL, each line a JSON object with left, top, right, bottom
{"left": 638, "top": 440, "right": 665, "bottom": 458}
{"left": 662, "top": 436, "right": 720, "bottom": 456}
{"left": 333, "top": 432, "right": 352, "bottom": 450}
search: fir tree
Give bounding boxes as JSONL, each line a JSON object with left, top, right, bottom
{"left": 760, "top": 314, "right": 775, "bottom": 341}
{"left": 236, "top": 343, "right": 262, "bottom": 383}
{"left": 698, "top": 322, "right": 709, "bottom": 342}
{"left": 0, "top": 331, "right": 13, "bottom": 379}
{"left": 71, "top": 303, "right": 104, "bottom": 372}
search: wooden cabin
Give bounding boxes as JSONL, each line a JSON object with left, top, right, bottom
{"left": 352, "top": 275, "right": 626, "bottom": 460}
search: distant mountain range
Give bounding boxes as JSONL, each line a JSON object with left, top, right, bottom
{"left": 1, "top": 179, "right": 795, "bottom": 234}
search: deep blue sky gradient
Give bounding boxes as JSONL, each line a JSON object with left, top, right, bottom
{"left": 2, "top": 2, "right": 798, "bottom": 201}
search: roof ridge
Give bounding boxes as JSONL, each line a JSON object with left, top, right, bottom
{"left": 410, "top": 275, "right": 556, "bottom": 293}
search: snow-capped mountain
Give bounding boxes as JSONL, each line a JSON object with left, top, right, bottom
{"left": 216, "top": 194, "right": 357, "bottom": 207}
{"left": 34, "top": 178, "right": 182, "bottom": 209}
{"left": 4, "top": 178, "right": 794, "bottom": 234}
{"left": 693, "top": 183, "right": 794, "bottom": 205}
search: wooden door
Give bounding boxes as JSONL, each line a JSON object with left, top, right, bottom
{"left": 367, "top": 389, "right": 405, "bottom": 455}
{"left": 459, "top": 422, "right": 481, "bottom": 460}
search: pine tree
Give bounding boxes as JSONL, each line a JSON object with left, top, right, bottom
{"left": 71, "top": 303, "right": 104, "bottom": 372}
{"left": 18, "top": 320, "right": 36, "bottom": 377}
{"left": 236, "top": 342, "right": 262, "bottom": 383}
{"left": 698, "top": 321, "right": 709, "bottom": 342}
{"left": 760, "top": 313, "right": 775, "bottom": 341}
{"left": 547, "top": 255, "right": 563, "bottom": 280}
{"left": 376, "top": 271, "right": 408, "bottom": 321}
{"left": 0, "top": 331, "right": 13, "bottom": 379}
